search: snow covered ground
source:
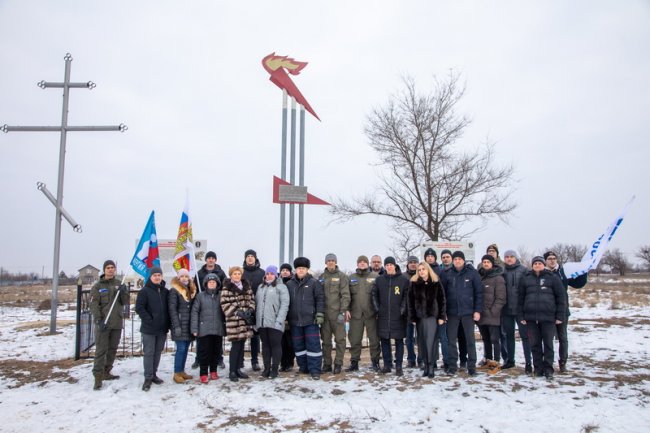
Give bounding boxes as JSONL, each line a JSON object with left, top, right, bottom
{"left": 0, "top": 284, "right": 649, "bottom": 433}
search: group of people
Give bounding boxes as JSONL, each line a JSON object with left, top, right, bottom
{"left": 89, "top": 244, "right": 587, "bottom": 391}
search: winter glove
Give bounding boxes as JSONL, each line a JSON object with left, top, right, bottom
{"left": 337, "top": 313, "right": 345, "bottom": 324}
{"left": 315, "top": 312, "right": 325, "bottom": 325}
{"left": 97, "top": 321, "right": 109, "bottom": 332}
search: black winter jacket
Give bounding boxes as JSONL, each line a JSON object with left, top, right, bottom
{"left": 135, "top": 278, "right": 171, "bottom": 335}
{"left": 372, "top": 271, "right": 409, "bottom": 339}
{"left": 503, "top": 261, "right": 527, "bottom": 316}
{"left": 517, "top": 269, "right": 567, "bottom": 323}
{"left": 286, "top": 274, "right": 325, "bottom": 327}
{"left": 244, "top": 261, "right": 265, "bottom": 296}
{"left": 168, "top": 277, "right": 196, "bottom": 341}
{"left": 440, "top": 264, "right": 484, "bottom": 317}
{"left": 407, "top": 277, "right": 446, "bottom": 323}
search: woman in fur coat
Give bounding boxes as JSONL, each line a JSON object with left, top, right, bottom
{"left": 407, "top": 262, "right": 447, "bottom": 378}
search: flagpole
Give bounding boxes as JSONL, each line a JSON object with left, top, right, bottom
{"left": 298, "top": 105, "right": 305, "bottom": 257}
{"left": 279, "top": 90, "right": 288, "bottom": 265}
{"left": 288, "top": 97, "right": 297, "bottom": 263}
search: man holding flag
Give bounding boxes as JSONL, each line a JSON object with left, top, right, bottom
{"left": 545, "top": 196, "right": 634, "bottom": 373}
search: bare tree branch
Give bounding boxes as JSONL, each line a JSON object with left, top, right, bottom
{"left": 330, "top": 72, "right": 517, "bottom": 247}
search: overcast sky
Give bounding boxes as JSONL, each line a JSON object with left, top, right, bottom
{"left": 1, "top": 0, "right": 648, "bottom": 276}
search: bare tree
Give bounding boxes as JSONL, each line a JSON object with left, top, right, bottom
{"left": 330, "top": 73, "right": 516, "bottom": 251}
{"left": 601, "top": 248, "right": 631, "bottom": 276}
{"left": 636, "top": 245, "right": 650, "bottom": 271}
{"left": 544, "top": 243, "right": 588, "bottom": 264}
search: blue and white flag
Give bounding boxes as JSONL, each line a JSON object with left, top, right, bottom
{"left": 563, "top": 196, "right": 635, "bottom": 279}
{"left": 130, "top": 210, "right": 160, "bottom": 278}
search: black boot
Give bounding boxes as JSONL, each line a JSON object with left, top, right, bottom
{"left": 270, "top": 365, "right": 279, "bottom": 379}
{"left": 236, "top": 369, "right": 249, "bottom": 379}
{"left": 262, "top": 366, "right": 271, "bottom": 378}
{"left": 142, "top": 379, "right": 152, "bottom": 391}
{"left": 422, "top": 364, "right": 429, "bottom": 377}
{"left": 428, "top": 363, "right": 436, "bottom": 378}
{"left": 345, "top": 360, "right": 359, "bottom": 372}
{"left": 93, "top": 373, "right": 103, "bottom": 390}
{"left": 333, "top": 364, "right": 342, "bottom": 374}
{"left": 252, "top": 362, "right": 261, "bottom": 372}
{"left": 371, "top": 360, "right": 381, "bottom": 372}
{"left": 229, "top": 372, "right": 239, "bottom": 382}
{"left": 396, "top": 365, "right": 403, "bottom": 377}
{"left": 559, "top": 363, "right": 567, "bottom": 373}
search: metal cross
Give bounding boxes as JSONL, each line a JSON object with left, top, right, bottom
{"left": 2, "top": 53, "right": 127, "bottom": 334}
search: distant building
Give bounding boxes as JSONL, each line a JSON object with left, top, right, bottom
{"left": 78, "top": 264, "right": 100, "bottom": 286}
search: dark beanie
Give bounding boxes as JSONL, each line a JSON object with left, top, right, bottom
{"left": 532, "top": 256, "right": 546, "bottom": 266}
{"left": 440, "top": 249, "right": 452, "bottom": 258}
{"left": 481, "top": 254, "right": 495, "bottom": 266}
{"left": 205, "top": 251, "right": 217, "bottom": 260}
{"left": 357, "top": 255, "right": 369, "bottom": 264}
{"left": 424, "top": 248, "right": 437, "bottom": 259}
{"left": 384, "top": 256, "right": 396, "bottom": 266}
{"left": 280, "top": 263, "right": 293, "bottom": 273}
{"left": 244, "top": 249, "right": 257, "bottom": 258}
{"left": 293, "top": 256, "right": 311, "bottom": 269}
{"left": 543, "top": 251, "right": 557, "bottom": 260}
{"left": 487, "top": 244, "right": 500, "bottom": 256}
{"left": 103, "top": 260, "right": 116, "bottom": 270}
{"left": 452, "top": 251, "right": 465, "bottom": 261}
{"left": 149, "top": 266, "right": 163, "bottom": 276}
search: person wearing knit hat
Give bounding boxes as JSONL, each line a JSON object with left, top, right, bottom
{"left": 286, "top": 257, "right": 325, "bottom": 380}
{"left": 169, "top": 267, "right": 198, "bottom": 384}
{"left": 477, "top": 254, "right": 506, "bottom": 374}
{"left": 255, "top": 264, "right": 290, "bottom": 379}
{"left": 501, "top": 249, "right": 531, "bottom": 371}
{"left": 135, "top": 264, "right": 171, "bottom": 391}
{"left": 372, "top": 253, "right": 410, "bottom": 376}
{"left": 517, "top": 253, "right": 567, "bottom": 380}
{"left": 89, "top": 259, "right": 130, "bottom": 390}
{"left": 192, "top": 251, "right": 226, "bottom": 370}
{"left": 242, "top": 249, "right": 265, "bottom": 372}
{"left": 439, "top": 249, "right": 483, "bottom": 377}
{"left": 320, "top": 253, "right": 350, "bottom": 374}
{"left": 190, "top": 273, "right": 224, "bottom": 384}
{"left": 543, "top": 250, "right": 588, "bottom": 373}
{"left": 346, "top": 255, "right": 381, "bottom": 372}
{"left": 278, "top": 262, "right": 295, "bottom": 372}
{"left": 423, "top": 248, "right": 441, "bottom": 276}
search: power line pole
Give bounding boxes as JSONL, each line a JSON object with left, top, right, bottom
{"left": 2, "top": 53, "right": 127, "bottom": 334}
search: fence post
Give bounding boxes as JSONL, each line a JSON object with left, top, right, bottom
{"left": 74, "top": 278, "right": 82, "bottom": 360}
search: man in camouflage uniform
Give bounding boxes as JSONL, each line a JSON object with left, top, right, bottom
{"left": 319, "top": 253, "right": 351, "bottom": 374}
{"left": 89, "top": 260, "right": 130, "bottom": 390}
{"left": 346, "top": 255, "right": 380, "bottom": 372}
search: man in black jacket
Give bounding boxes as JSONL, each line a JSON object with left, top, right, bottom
{"left": 518, "top": 256, "right": 567, "bottom": 380}
{"left": 544, "top": 250, "right": 588, "bottom": 373}
{"left": 243, "top": 249, "right": 265, "bottom": 371}
{"left": 501, "top": 250, "right": 531, "bottom": 372}
{"left": 286, "top": 257, "right": 325, "bottom": 380}
{"left": 372, "top": 257, "right": 409, "bottom": 376}
{"left": 440, "top": 251, "right": 483, "bottom": 377}
{"left": 135, "top": 266, "right": 170, "bottom": 391}
{"left": 279, "top": 263, "right": 295, "bottom": 371}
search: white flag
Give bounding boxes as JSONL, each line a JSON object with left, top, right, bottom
{"left": 563, "top": 196, "right": 635, "bottom": 279}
